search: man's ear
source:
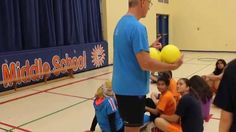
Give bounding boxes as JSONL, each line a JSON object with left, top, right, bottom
{"left": 140, "top": 0, "right": 145, "bottom": 8}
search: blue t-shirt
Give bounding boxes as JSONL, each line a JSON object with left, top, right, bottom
{"left": 94, "top": 97, "right": 123, "bottom": 132}
{"left": 112, "top": 15, "right": 150, "bottom": 96}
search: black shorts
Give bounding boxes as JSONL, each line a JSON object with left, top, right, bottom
{"left": 115, "top": 94, "right": 146, "bottom": 127}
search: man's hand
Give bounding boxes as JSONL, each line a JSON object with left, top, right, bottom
{"left": 151, "top": 36, "right": 162, "bottom": 49}
{"left": 171, "top": 54, "right": 184, "bottom": 70}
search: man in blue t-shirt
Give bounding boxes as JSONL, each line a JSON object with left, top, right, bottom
{"left": 112, "top": 0, "right": 183, "bottom": 132}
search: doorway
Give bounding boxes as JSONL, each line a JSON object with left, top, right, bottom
{"left": 156, "top": 14, "right": 169, "bottom": 46}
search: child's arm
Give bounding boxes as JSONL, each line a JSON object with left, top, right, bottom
{"left": 108, "top": 112, "right": 117, "bottom": 132}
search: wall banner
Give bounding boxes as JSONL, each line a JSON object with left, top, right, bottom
{"left": 0, "top": 41, "right": 108, "bottom": 92}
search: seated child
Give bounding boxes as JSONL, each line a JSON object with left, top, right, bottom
{"left": 145, "top": 73, "right": 176, "bottom": 122}
{"left": 165, "top": 71, "right": 181, "bottom": 104}
{"left": 202, "top": 59, "right": 226, "bottom": 93}
{"left": 155, "top": 78, "right": 203, "bottom": 132}
{"left": 154, "top": 71, "right": 180, "bottom": 103}
{"left": 87, "top": 80, "right": 123, "bottom": 132}
{"left": 190, "top": 75, "right": 213, "bottom": 122}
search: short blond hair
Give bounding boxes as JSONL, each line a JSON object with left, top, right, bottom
{"left": 95, "top": 80, "right": 112, "bottom": 98}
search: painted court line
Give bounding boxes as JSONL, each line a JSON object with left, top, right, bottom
{"left": 92, "top": 78, "right": 109, "bottom": 81}
{"left": 0, "top": 72, "right": 111, "bottom": 105}
{"left": 211, "top": 117, "right": 220, "bottom": 120}
{"left": 31, "top": 89, "right": 94, "bottom": 100}
{"left": 0, "top": 121, "right": 31, "bottom": 132}
{"left": 9, "top": 99, "right": 90, "bottom": 131}
{"left": 0, "top": 127, "right": 8, "bottom": 131}
{"left": 186, "top": 63, "right": 212, "bottom": 78}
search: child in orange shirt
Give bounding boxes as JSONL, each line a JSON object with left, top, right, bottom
{"left": 166, "top": 71, "right": 181, "bottom": 104}
{"left": 155, "top": 78, "right": 203, "bottom": 132}
{"left": 145, "top": 73, "right": 176, "bottom": 121}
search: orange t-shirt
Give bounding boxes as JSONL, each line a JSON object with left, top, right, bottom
{"left": 169, "top": 79, "right": 181, "bottom": 103}
{"left": 157, "top": 90, "right": 176, "bottom": 115}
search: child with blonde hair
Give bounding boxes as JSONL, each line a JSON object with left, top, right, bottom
{"left": 87, "top": 80, "right": 123, "bottom": 132}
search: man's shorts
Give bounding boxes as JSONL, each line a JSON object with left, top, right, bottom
{"left": 116, "top": 94, "right": 146, "bottom": 127}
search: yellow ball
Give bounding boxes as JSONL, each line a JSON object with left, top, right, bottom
{"left": 161, "top": 44, "right": 181, "bottom": 63}
{"left": 149, "top": 47, "right": 161, "bottom": 61}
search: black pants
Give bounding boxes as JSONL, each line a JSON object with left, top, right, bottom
{"left": 145, "top": 98, "right": 160, "bottom": 121}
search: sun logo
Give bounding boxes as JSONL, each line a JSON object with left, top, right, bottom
{"left": 91, "top": 45, "right": 106, "bottom": 67}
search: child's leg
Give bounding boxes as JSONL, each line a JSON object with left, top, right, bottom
{"left": 150, "top": 72, "right": 157, "bottom": 83}
{"left": 145, "top": 98, "right": 159, "bottom": 121}
{"left": 204, "top": 79, "right": 216, "bottom": 93}
{"left": 90, "top": 115, "right": 97, "bottom": 131}
{"left": 154, "top": 118, "right": 170, "bottom": 132}
{"left": 213, "top": 80, "right": 220, "bottom": 92}
{"left": 155, "top": 118, "right": 182, "bottom": 132}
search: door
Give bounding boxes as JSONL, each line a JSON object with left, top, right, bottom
{"left": 156, "top": 14, "right": 169, "bottom": 46}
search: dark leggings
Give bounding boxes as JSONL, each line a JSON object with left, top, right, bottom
{"left": 145, "top": 98, "right": 160, "bottom": 121}
{"left": 90, "top": 115, "right": 97, "bottom": 131}
{"left": 90, "top": 115, "right": 124, "bottom": 132}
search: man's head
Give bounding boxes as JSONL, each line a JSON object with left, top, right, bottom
{"left": 128, "top": 0, "right": 153, "bottom": 19}
{"left": 129, "top": 0, "right": 139, "bottom": 7}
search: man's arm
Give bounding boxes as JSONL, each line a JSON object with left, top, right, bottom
{"left": 150, "top": 36, "right": 162, "bottom": 49}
